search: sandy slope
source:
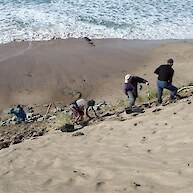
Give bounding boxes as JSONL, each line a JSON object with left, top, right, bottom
{"left": 1, "top": 39, "right": 193, "bottom": 113}
{"left": 0, "top": 96, "right": 193, "bottom": 193}
{"left": 1, "top": 38, "right": 193, "bottom": 193}
{"left": 0, "top": 39, "right": 193, "bottom": 193}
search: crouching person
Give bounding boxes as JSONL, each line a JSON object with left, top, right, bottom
{"left": 9, "top": 104, "right": 27, "bottom": 123}
{"left": 70, "top": 99, "right": 95, "bottom": 123}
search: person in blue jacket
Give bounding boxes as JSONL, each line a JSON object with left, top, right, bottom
{"left": 9, "top": 104, "right": 27, "bottom": 123}
{"left": 124, "top": 74, "right": 149, "bottom": 112}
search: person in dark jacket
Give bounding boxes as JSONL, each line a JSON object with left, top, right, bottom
{"left": 154, "top": 58, "right": 178, "bottom": 104}
{"left": 124, "top": 74, "right": 149, "bottom": 111}
{"left": 9, "top": 104, "right": 27, "bottom": 123}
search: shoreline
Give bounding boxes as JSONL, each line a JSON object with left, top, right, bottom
{"left": 1, "top": 37, "right": 193, "bottom": 45}
{"left": 1, "top": 38, "right": 193, "bottom": 112}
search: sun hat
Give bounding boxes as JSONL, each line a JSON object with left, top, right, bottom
{"left": 16, "top": 104, "right": 21, "bottom": 108}
{"left": 124, "top": 74, "right": 131, "bottom": 83}
{"left": 87, "top": 99, "right": 95, "bottom": 107}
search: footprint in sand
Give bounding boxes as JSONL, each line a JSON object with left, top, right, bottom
{"left": 96, "top": 137, "right": 103, "bottom": 142}
{"left": 52, "top": 158, "right": 62, "bottom": 168}
{"left": 42, "top": 178, "right": 53, "bottom": 186}
{"left": 68, "top": 170, "right": 89, "bottom": 185}
{"left": 96, "top": 181, "right": 106, "bottom": 191}
{"left": 1, "top": 170, "right": 13, "bottom": 178}
{"left": 140, "top": 136, "right": 147, "bottom": 143}
{"left": 36, "top": 159, "right": 52, "bottom": 170}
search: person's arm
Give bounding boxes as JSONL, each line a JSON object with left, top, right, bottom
{"left": 168, "top": 69, "right": 174, "bottom": 84}
{"left": 85, "top": 107, "right": 91, "bottom": 119}
{"left": 135, "top": 76, "right": 148, "bottom": 84}
{"left": 154, "top": 66, "right": 160, "bottom": 75}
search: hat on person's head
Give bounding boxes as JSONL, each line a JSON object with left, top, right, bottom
{"left": 16, "top": 104, "right": 21, "bottom": 108}
{"left": 124, "top": 74, "right": 131, "bottom": 83}
{"left": 167, "top": 58, "right": 174, "bottom": 64}
{"left": 87, "top": 99, "right": 95, "bottom": 107}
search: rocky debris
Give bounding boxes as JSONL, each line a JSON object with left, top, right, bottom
{"left": 112, "top": 116, "right": 126, "bottom": 121}
{"left": 0, "top": 111, "right": 58, "bottom": 127}
{"left": 78, "top": 120, "right": 89, "bottom": 127}
{"left": 27, "top": 106, "right": 34, "bottom": 113}
{"left": 125, "top": 106, "right": 145, "bottom": 115}
{"left": 59, "top": 124, "right": 75, "bottom": 132}
{"left": 72, "top": 132, "right": 84, "bottom": 137}
{"left": 0, "top": 94, "right": 192, "bottom": 151}
{"left": 0, "top": 140, "right": 10, "bottom": 149}
{"left": 132, "top": 113, "right": 139, "bottom": 117}
{"left": 134, "top": 182, "right": 141, "bottom": 187}
{"left": 0, "top": 126, "right": 47, "bottom": 150}
{"left": 152, "top": 108, "right": 162, "bottom": 113}
{"left": 101, "top": 112, "right": 115, "bottom": 117}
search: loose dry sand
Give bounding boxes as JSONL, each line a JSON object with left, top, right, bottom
{"left": 0, "top": 38, "right": 193, "bottom": 193}
{"left": 0, "top": 96, "right": 193, "bottom": 193}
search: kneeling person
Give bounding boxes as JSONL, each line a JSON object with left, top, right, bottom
{"left": 9, "top": 104, "right": 27, "bottom": 123}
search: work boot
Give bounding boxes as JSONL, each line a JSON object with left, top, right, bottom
{"left": 156, "top": 100, "right": 162, "bottom": 106}
{"left": 176, "top": 94, "right": 182, "bottom": 100}
{"left": 168, "top": 97, "right": 177, "bottom": 103}
{"left": 125, "top": 107, "right": 132, "bottom": 114}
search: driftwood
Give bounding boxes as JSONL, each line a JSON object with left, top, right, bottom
{"left": 84, "top": 37, "right": 95, "bottom": 46}
{"left": 177, "top": 86, "right": 193, "bottom": 93}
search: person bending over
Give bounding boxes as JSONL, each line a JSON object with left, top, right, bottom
{"left": 70, "top": 99, "right": 95, "bottom": 123}
{"left": 9, "top": 104, "right": 27, "bottom": 123}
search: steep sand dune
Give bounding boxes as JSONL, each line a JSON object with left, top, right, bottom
{"left": 0, "top": 39, "right": 193, "bottom": 112}
{"left": 1, "top": 38, "right": 193, "bottom": 193}
{"left": 0, "top": 95, "right": 193, "bottom": 193}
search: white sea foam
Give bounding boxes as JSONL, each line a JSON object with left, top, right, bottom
{"left": 0, "top": 0, "right": 193, "bottom": 43}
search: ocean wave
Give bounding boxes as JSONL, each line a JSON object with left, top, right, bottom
{"left": 0, "top": 0, "right": 193, "bottom": 43}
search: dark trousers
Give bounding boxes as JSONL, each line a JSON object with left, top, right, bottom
{"left": 127, "top": 91, "right": 136, "bottom": 108}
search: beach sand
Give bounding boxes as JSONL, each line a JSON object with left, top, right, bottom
{"left": 0, "top": 38, "right": 193, "bottom": 193}
{"left": 0, "top": 96, "right": 193, "bottom": 193}
{"left": 1, "top": 39, "right": 193, "bottom": 112}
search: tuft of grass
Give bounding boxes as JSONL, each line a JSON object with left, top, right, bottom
{"left": 188, "top": 81, "right": 193, "bottom": 86}
{"left": 136, "top": 88, "right": 171, "bottom": 104}
{"left": 46, "top": 111, "right": 73, "bottom": 131}
{"left": 112, "top": 100, "right": 126, "bottom": 110}
{"left": 137, "top": 88, "right": 157, "bottom": 104}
